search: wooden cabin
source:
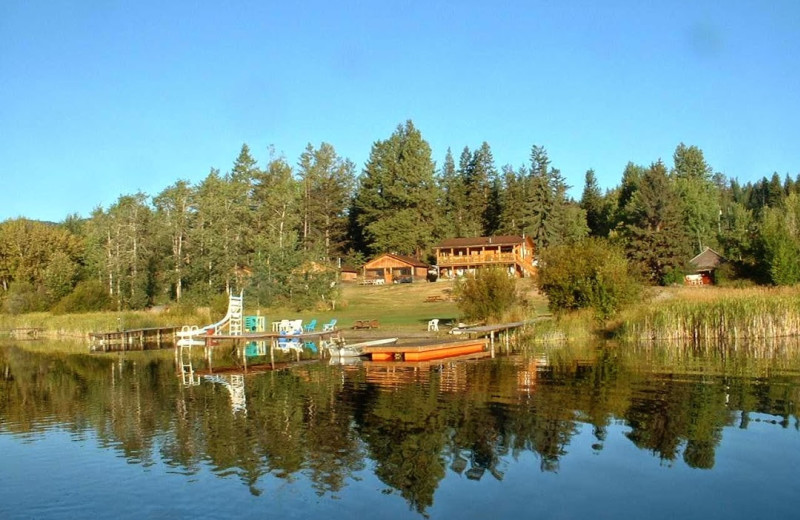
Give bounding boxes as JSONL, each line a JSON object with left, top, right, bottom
{"left": 434, "top": 235, "right": 536, "bottom": 278}
{"left": 686, "top": 247, "right": 725, "bottom": 285}
{"left": 362, "top": 254, "right": 430, "bottom": 284}
{"left": 339, "top": 265, "right": 358, "bottom": 283}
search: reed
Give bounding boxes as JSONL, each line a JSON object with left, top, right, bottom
{"left": 615, "top": 287, "right": 800, "bottom": 344}
{"left": 526, "top": 309, "right": 595, "bottom": 343}
{"left": 0, "top": 308, "right": 212, "bottom": 338}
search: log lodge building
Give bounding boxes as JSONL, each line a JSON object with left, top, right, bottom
{"left": 433, "top": 235, "right": 536, "bottom": 279}
{"left": 356, "top": 235, "right": 536, "bottom": 284}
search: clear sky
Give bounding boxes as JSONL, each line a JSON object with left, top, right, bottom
{"left": 1, "top": 1, "right": 799, "bottom": 222}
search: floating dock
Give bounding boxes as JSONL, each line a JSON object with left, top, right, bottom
{"left": 365, "top": 338, "right": 489, "bottom": 362}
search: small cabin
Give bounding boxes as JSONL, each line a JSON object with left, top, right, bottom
{"left": 339, "top": 265, "right": 359, "bottom": 283}
{"left": 362, "top": 254, "right": 430, "bottom": 284}
{"left": 686, "top": 247, "right": 725, "bottom": 285}
{"left": 434, "top": 235, "right": 536, "bottom": 278}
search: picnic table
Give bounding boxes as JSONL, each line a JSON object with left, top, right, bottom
{"left": 424, "top": 295, "right": 445, "bottom": 302}
{"left": 352, "top": 319, "right": 380, "bottom": 330}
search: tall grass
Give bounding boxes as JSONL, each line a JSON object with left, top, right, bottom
{"left": 615, "top": 286, "right": 800, "bottom": 344}
{"left": 0, "top": 308, "right": 212, "bottom": 338}
{"left": 525, "top": 309, "right": 595, "bottom": 343}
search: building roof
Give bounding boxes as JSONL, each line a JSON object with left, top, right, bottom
{"left": 364, "top": 253, "right": 429, "bottom": 269}
{"left": 689, "top": 247, "right": 726, "bottom": 271}
{"left": 434, "top": 235, "right": 530, "bottom": 249}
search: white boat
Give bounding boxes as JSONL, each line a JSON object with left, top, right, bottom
{"left": 325, "top": 337, "right": 399, "bottom": 358}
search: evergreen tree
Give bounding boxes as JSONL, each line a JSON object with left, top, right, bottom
{"left": 485, "top": 174, "right": 502, "bottom": 235}
{"left": 614, "top": 162, "right": 645, "bottom": 229}
{"left": 624, "top": 161, "right": 692, "bottom": 285}
{"left": 524, "top": 145, "right": 574, "bottom": 251}
{"left": 580, "top": 169, "right": 607, "bottom": 237}
{"left": 454, "top": 146, "right": 479, "bottom": 237}
{"left": 497, "top": 164, "right": 527, "bottom": 235}
{"left": 463, "top": 142, "right": 497, "bottom": 236}
{"left": 228, "top": 144, "right": 260, "bottom": 283}
{"left": 297, "top": 142, "right": 355, "bottom": 258}
{"left": 672, "top": 143, "right": 720, "bottom": 254}
{"left": 437, "top": 148, "right": 464, "bottom": 237}
{"left": 353, "top": 120, "right": 438, "bottom": 257}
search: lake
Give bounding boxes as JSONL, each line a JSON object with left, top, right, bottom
{"left": 1, "top": 339, "right": 798, "bottom": 519}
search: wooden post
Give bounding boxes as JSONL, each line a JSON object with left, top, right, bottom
{"left": 270, "top": 339, "right": 275, "bottom": 370}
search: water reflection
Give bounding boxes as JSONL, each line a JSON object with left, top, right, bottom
{"left": 1, "top": 340, "right": 799, "bottom": 515}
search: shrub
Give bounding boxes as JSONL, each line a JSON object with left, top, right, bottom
{"left": 1, "top": 282, "right": 49, "bottom": 314}
{"left": 51, "top": 280, "right": 114, "bottom": 314}
{"left": 454, "top": 267, "right": 518, "bottom": 323}
{"left": 537, "top": 238, "right": 641, "bottom": 320}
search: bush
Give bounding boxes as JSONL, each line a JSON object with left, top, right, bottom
{"left": 454, "top": 267, "right": 518, "bottom": 323}
{"left": 51, "top": 280, "right": 114, "bottom": 314}
{"left": 537, "top": 238, "right": 641, "bottom": 320}
{"left": 2, "top": 282, "right": 49, "bottom": 315}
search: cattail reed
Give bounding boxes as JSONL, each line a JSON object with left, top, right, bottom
{"left": 616, "top": 287, "right": 800, "bottom": 344}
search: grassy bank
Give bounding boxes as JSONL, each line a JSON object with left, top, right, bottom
{"left": 0, "top": 279, "right": 548, "bottom": 339}
{"left": 613, "top": 286, "right": 800, "bottom": 343}
{"left": 0, "top": 308, "right": 214, "bottom": 338}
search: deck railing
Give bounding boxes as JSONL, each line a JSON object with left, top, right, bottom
{"left": 437, "top": 252, "right": 534, "bottom": 270}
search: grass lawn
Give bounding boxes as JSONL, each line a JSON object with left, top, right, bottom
{"left": 256, "top": 281, "right": 462, "bottom": 336}
{"left": 257, "top": 279, "right": 547, "bottom": 336}
{"left": 0, "top": 278, "right": 547, "bottom": 339}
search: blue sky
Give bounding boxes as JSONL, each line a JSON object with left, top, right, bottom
{"left": 1, "top": 1, "right": 799, "bottom": 222}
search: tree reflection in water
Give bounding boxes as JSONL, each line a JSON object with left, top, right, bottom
{"left": 1, "top": 340, "right": 799, "bottom": 513}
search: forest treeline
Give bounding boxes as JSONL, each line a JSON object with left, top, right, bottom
{"left": 1, "top": 119, "right": 798, "bottom": 313}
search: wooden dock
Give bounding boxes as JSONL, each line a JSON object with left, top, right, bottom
{"left": 451, "top": 316, "right": 552, "bottom": 348}
{"left": 1, "top": 327, "right": 44, "bottom": 340}
{"left": 365, "top": 338, "right": 489, "bottom": 362}
{"left": 206, "top": 329, "right": 339, "bottom": 342}
{"left": 89, "top": 326, "right": 180, "bottom": 351}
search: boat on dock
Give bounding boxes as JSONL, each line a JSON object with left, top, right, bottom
{"left": 325, "top": 337, "right": 399, "bottom": 358}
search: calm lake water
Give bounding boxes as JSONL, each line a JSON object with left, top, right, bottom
{"left": 1, "top": 339, "right": 799, "bottom": 519}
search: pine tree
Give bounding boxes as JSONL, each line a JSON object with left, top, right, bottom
{"left": 497, "top": 164, "right": 527, "bottom": 235}
{"left": 353, "top": 120, "right": 438, "bottom": 257}
{"left": 297, "top": 142, "right": 355, "bottom": 258}
{"left": 464, "top": 142, "right": 497, "bottom": 236}
{"left": 624, "top": 161, "right": 692, "bottom": 284}
{"left": 524, "top": 145, "right": 574, "bottom": 251}
{"left": 672, "top": 143, "right": 720, "bottom": 253}
{"left": 614, "top": 162, "right": 645, "bottom": 229}
{"left": 580, "top": 169, "right": 607, "bottom": 237}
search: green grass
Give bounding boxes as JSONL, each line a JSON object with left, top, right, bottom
{"left": 256, "top": 280, "right": 546, "bottom": 335}
{"left": 0, "top": 279, "right": 548, "bottom": 338}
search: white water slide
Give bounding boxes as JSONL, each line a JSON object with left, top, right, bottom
{"left": 177, "top": 292, "right": 243, "bottom": 346}
{"left": 202, "top": 291, "right": 243, "bottom": 335}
